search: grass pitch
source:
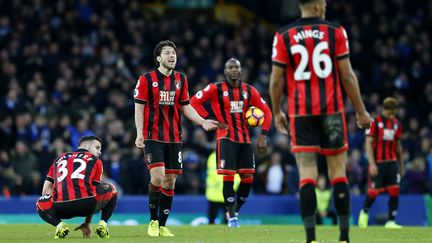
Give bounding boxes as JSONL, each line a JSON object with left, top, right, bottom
{"left": 0, "top": 224, "right": 430, "bottom": 242}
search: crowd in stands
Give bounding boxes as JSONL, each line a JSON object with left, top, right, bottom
{"left": 0, "top": 0, "right": 430, "bottom": 197}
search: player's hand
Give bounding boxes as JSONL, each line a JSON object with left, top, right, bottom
{"left": 135, "top": 134, "right": 144, "bottom": 148}
{"left": 369, "top": 163, "right": 378, "bottom": 177}
{"left": 399, "top": 165, "right": 405, "bottom": 177}
{"left": 201, "top": 119, "right": 219, "bottom": 131}
{"left": 74, "top": 223, "right": 92, "bottom": 238}
{"left": 256, "top": 134, "right": 267, "bottom": 156}
{"left": 274, "top": 112, "right": 289, "bottom": 135}
{"left": 356, "top": 112, "right": 372, "bottom": 129}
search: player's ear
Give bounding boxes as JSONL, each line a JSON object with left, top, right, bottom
{"left": 157, "top": 56, "right": 162, "bottom": 63}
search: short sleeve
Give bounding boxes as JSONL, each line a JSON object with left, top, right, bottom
{"left": 134, "top": 75, "right": 148, "bottom": 104}
{"left": 272, "top": 32, "right": 289, "bottom": 65}
{"left": 365, "top": 119, "right": 376, "bottom": 137}
{"left": 179, "top": 74, "right": 190, "bottom": 105}
{"left": 46, "top": 165, "right": 54, "bottom": 183}
{"left": 92, "top": 159, "right": 103, "bottom": 184}
{"left": 335, "top": 26, "right": 350, "bottom": 59}
{"left": 395, "top": 121, "right": 403, "bottom": 140}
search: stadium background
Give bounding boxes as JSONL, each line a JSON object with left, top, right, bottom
{"left": 0, "top": 0, "right": 431, "bottom": 226}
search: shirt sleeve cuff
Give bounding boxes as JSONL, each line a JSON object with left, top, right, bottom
{"left": 272, "top": 61, "right": 287, "bottom": 67}
{"left": 134, "top": 99, "right": 147, "bottom": 104}
{"left": 46, "top": 177, "right": 54, "bottom": 183}
{"left": 180, "top": 100, "right": 190, "bottom": 105}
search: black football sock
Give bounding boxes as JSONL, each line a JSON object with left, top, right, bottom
{"left": 223, "top": 176, "right": 236, "bottom": 218}
{"left": 299, "top": 179, "right": 317, "bottom": 243}
{"left": 101, "top": 193, "right": 118, "bottom": 222}
{"left": 332, "top": 178, "right": 350, "bottom": 243}
{"left": 159, "top": 188, "right": 174, "bottom": 227}
{"left": 235, "top": 177, "right": 253, "bottom": 213}
{"left": 363, "top": 189, "right": 378, "bottom": 213}
{"left": 148, "top": 183, "right": 161, "bottom": 221}
{"left": 388, "top": 196, "right": 399, "bottom": 221}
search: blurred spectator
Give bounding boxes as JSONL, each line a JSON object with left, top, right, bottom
{"left": 10, "top": 141, "right": 40, "bottom": 194}
{"left": 119, "top": 147, "right": 149, "bottom": 195}
{"left": 315, "top": 174, "right": 337, "bottom": 225}
{"left": 257, "top": 152, "right": 286, "bottom": 195}
{"left": 402, "top": 157, "right": 429, "bottom": 194}
{"left": 346, "top": 149, "right": 366, "bottom": 195}
{"left": 176, "top": 151, "right": 204, "bottom": 194}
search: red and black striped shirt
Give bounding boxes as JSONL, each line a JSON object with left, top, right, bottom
{"left": 272, "top": 17, "right": 349, "bottom": 117}
{"left": 191, "top": 81, "right": 272, "bottom": 143}
{"left": 134, "top": 69, "right": 190, "bottom": 143}
{"left": 46, "top": 149, "right": 103, "bottom": 202}
{"left": 365, "top": 115, "right": 402, "bottom": 162}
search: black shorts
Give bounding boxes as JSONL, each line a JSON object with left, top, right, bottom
{"left": 289, "top": 112, "right": 348, "bottom": 155}
{"left": 369, "top": 162, "right": 399, "bottom": 189}
{"left": 216, "top": 138, "right": 255, "bottom": 175}
{"left": 144, "top": 140, "right": 182, "bottom": 174}
{"left": 36, "top": 183, "right": 116, "bottom": 219}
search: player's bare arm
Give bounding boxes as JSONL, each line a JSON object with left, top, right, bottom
{"left": 365, "top": 136, "right": 378, "bottom": 177}
{"left": 256, "top": 134, "right": 267, "bottom": 155}
{"left": 41, "top": 180, "right": 53, "bottom": 195}
{"left": 338, "top": 58, "right": 372, "bottom": 129}
{"left": 181, "top": 104, "right": 219, "bottom": 131}
{"left": 396, "top": 139, "right": 404, "bottom": 177}
{"left": 134, "top": 103, "right": 145, "bottom": 148}
{"left": 269, "top": 64, "right": 289, "bottom": 135}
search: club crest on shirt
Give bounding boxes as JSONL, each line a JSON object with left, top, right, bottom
{"left": 242, "top": 91, "right": 248, "bottom": 99}
{"left": 175, "top": 80, "right": 181, "bottom": 90}
{"left": 146, "top": 153, "right": 152, "bottom": 164}
{"left": 159, "top": 90, "right": 176, "bottom": 105}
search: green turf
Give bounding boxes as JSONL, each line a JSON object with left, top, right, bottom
{"left": 0, "top": 224, "right": 429, "bottom": 242}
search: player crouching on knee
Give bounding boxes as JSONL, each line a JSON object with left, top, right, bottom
{"left": 36, "top": 136, "right": 118, "bottom": 239}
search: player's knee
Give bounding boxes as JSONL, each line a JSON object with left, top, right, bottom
{"left": 151, "top": 175, "right": 164, "bottom": 186}
{"left": 299, "top": 178, "right": 316, "bottom": 188}
{"left": 367, "top": 189, "right": 379, "bottom": 198}
{"left": 240, "top": 175, "right": 253, "bottom": 184}
{"left": 107, "top": 183, "right": 117, "bottom": 194}
{"left": 223, "top": 175, "right": 235, "bottom": 182}
{"left": 387, "top": 186, "right": 400, "bottom": 196}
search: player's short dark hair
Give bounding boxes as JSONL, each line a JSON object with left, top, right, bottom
{"left": 299, "top": 0, "right": 317, "bottom": 5}
{"left": 78, "top": 136, "right": 102, "bottom": 147}
{"left": 383, "top": 97, "right": 398, "bottom": 110}
{"left": 153, "top": 40, "right": 177, "bottom": 67}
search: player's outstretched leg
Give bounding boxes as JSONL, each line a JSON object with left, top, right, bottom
{"left": 332, "top": 177, "right": 350, "bottom": 243}
{"left": 147, "top": 182, "right": 161, "bottom": 236}
{"left": 384, "top": 185, "right": 402, "bottom": 229}
{"left": 358, "top": 188, "right": 378, "bottom": 228}
{"left": 36, "top": 194, "right": 68, "bottom": 239}
{"left": 222, "top": 175, "right": 239, "bottom": 228}
{"left": 299, "top": 178, "right": 317, "bottom": 243}
{"left": 235, "top": 175, "right": 253, "bottom": 217}
{"left": 159, "top": 188, "right": 175, "bottom": 236}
